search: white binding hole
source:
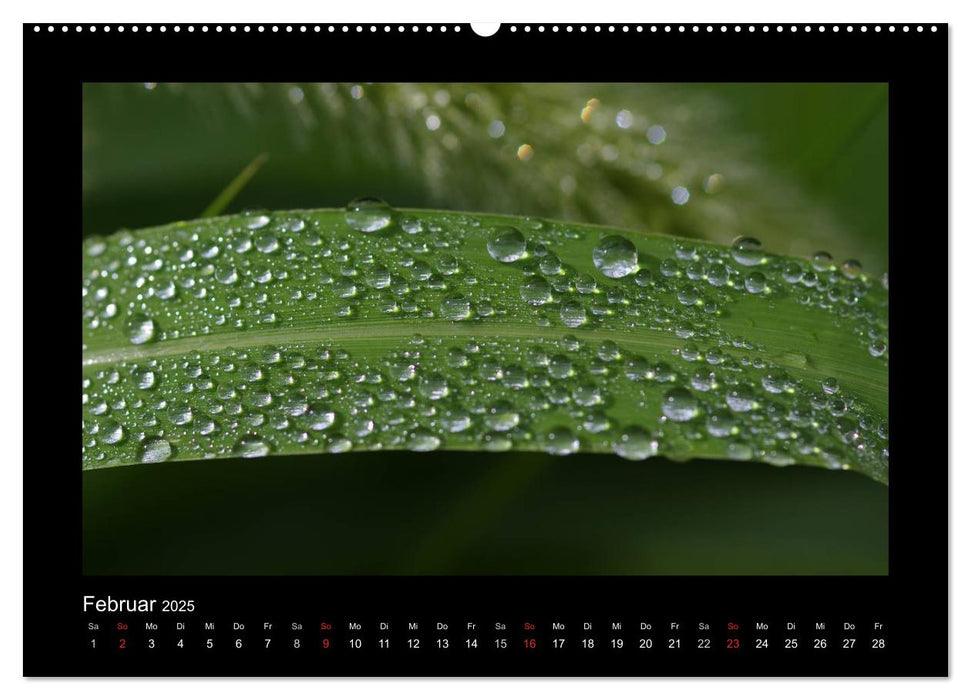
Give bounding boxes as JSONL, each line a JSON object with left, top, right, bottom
{"left": 471, "top": 22, "right": 502, "bottom": 36}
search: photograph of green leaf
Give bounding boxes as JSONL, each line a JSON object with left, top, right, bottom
{"left": 82, "top": 83, "right": 888, "bottom": 576}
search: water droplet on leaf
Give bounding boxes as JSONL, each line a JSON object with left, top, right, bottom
{"left": 440, "top": 295, "right": 472, "bottom": 321}
{"left": 613, "top": 426, "right": 659, "bottom": 460}
{"left": 487, "top": 227, "right": 527, "bottom": 262}
{"left": 126, "top": 313, "right": 155, "bottom": 345}
{"left": 744, "top": 272, "right": 766, "bottom": 294}
{"left": 731, "top": 237, "right": 765, "bottom": 266}
{"left": 235, "top": 436, "right": 271, "bottom": 458}
{"left": 139, "top": 437, "right": 172, "bottom": 463}
{"left": 520, "top": 276, "right": 552, "bottom": 305}
{"left": 662, "top": 388, "right": 700, "bottom": 422}
{"left": 345, "top": 196, "right": 394, "bottom": 233}
{"left": 592, "top": 235, "right": 638, "bottom": 279}
{"left": 559, "top": 302, "right": 587, "bottom": 328}
{"left": 540, "top": 426, "right": 579, "bottom": 455}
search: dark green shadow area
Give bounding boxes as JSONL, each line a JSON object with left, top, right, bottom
{"left": 83, "top": 452, "right": 887, "bottom": 576}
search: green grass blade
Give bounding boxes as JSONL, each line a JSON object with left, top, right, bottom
{"left": 199, "top": 152, "right": 269, "bottom": 218}
{"left": 82, "top": 207, "right": 889, "bottom": 483}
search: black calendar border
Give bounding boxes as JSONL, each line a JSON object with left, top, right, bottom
{"left": 23, "top": 22, "right": 948, "bottom": 677}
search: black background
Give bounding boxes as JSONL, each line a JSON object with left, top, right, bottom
{"left": 24, "top": 22, "right": 947, "bottom": 676}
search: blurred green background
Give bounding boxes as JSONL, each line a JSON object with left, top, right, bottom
{"left": 82, "top": 83, "right": 888, "bottom": 575}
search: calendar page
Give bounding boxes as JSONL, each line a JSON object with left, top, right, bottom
{"left": 23, "top": 21, "right": 946, "bottom": 677}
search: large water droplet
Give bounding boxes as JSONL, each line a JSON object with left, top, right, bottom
{"left": 840, "top": 259, "right": 863, "bottom": 278}
{"left": 135, "top": 369, "right": 156, "bottom": 390}
{"left": 592, "top": 235, "right": 638, "bottom": 278}
{"left": 520, "top": 276, "right": 552, "bottom": 305}
{"left": 235, "top": 436, "right": 271, "bottom": 458}
{"left": 540, "top": 426, "right": 579, "bottom": 455}
{"left": 583, "top": 410, "right": 611, "bottom": 433}
{"left": 613, "top": 426, "right": 659, "bottom": 460}
{"left": 726, "top": 385, "right": 757, "bottom": 413}
{"left": 548, "top": 354, "right": 573, "bottom": 379}
{"left": 345, "top": 196, "right": 394, "bottom": 233}
{"left": 101, "top": 420, "right": 125, "bottom": 445}
{"left": 408, "top": 430, "right": 441, "bottom": 452}
{"left": 126, "top": 313, "right": 155, "bottom": 345}
{"left": 573, "top": 383, "right": 602, "bottom": 407}
{"left": 214, "top": 263, "right": 238, "bottom": 285}
{"left": 706, "top": 263, "right": 729, "bottom": 287}
{"left": 484, "top": 400, "right": 520, "bottom": 430}
{"left": 307, "top": 405, "right": 336, "bottom": 431}
{"left": 811, "top": 251, "right": 834, "bottom": 271}
{"left": 559, "top": 301, "right": 587, "bottom": 328}
{"left": 364, "top": 266, "right": 391, "bottom": 289}
{"left": 400, "top": 216, "right": 422, "bottom": 235}
{"left": 243, "top": 213, "right": 271, "bottom": 229}
{"left": 487, "top": 227, "right": 527, "bottom": 262}
{"left": 327, "top": 435, "right": 354, "bottom": 454}
{"left": 440, "top": 295, "right": 472, "bottom": 321}
{"left": 539, "top": 255, "right": 562, "bottom": 275}
{"left": 782, "top": 262, "right": 804, "bottom": 283}
{"left": 761, "top": 370, "right": 789, "bottom": 394}
{"left": 167, "top": 405, "right": 193, "bottom": 425}
{"left": 730, "top": 237, "right": 765, "bottom": 266}
{"left": 662, "top": 388, "right": 700, "bottom": 422}
{"left": 255, "top": 234, "right": 280, "bottom": 253}
{"left": 744, "top": 271, "right": 767, "bottom": 294}
{"left": 440, "top": 408, "right": 472, "bottom": 433}
{"left": 417, "top": 373, "right": 450, "bottom": 400}
{"left": 139, "top": 437, "right": 172, "bottom": 463}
